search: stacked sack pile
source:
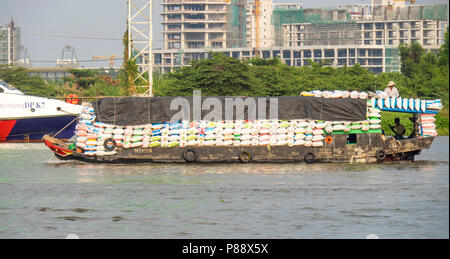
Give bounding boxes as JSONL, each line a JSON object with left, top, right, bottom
{"left": 72, "top": 90, "right": 444, "bottom": 157}
{"left": 300, "top": 90, "right": 369, "bottom": 99}
{"left": 419, "top": 100, "right": 441, "bottom": 137}
{"left": 71, "top": 91, "right": 379, "bottom": 156}
{"left": 73, "top": 117, "right": 336, "bottom": 154}
{"left": 366, "top": 100, "right": 383, "bottom": 132}
{"left": 74, "top": 105, "right": 118, "bottom": 156}
{"left": 300, "top": 90, "right": 383, "bottom": 134}
{"left": 420, "top": 114, "right": 438, "bottom": 137}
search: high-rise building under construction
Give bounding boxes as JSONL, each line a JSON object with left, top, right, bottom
{"left": 0, "top": 19, "right": 21, "bottom": 66}
{"left": 161, "top": 0, "right": 247, "bottom": 50}
{"left": 155, "top": 0, "right": 448, "bottom": 74}
{"left": 246, "top": 0, "right": 274, "bottom": 49}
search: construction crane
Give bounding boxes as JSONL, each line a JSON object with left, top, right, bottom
{"left": 93, "top": 55, "right": 116, "bottom": 68}
{"left": 387, "top": 0, "right": 416, "bottom": 11}
{"left": 393, "top": 0, "right": 416, "bottom": 4}
{"left": 57, "top": 45, "right": 79, "bottom": 67}
{"left": 254, "top": 0, "right": 261, "bottom": 57}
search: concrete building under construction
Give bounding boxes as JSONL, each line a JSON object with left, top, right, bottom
{"left": 281, "top": 0, "right": 447, "bottom": 50}
{"left": 154, "top": 0, "right": 447, "bottom": 74}
{"left": 161, "top": 0, "right": 247, "bottom": 50}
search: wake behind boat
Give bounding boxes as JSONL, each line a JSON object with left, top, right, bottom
{"left": 0, "top": 80, "right": 82, "bottom": 142}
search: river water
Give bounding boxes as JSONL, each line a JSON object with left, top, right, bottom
{"left": 0, "top": 137, "right": 448, "bottom": 239}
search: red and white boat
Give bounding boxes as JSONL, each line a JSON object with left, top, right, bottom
{"left": 0, "top": 80, "right": 82, "bottom": 142}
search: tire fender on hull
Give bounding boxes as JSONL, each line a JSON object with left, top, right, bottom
{"left": 376, "top": 150, "right": 386, "bottom": 161}
{"left": 183, "top": 148, "right": 198, "bottom": 162}
{"left": 103, "top": 138, "right": 117, "bottom": 151}
{"left": 239, "top": 151, "right": 251, "bottom": 163}
{"left": 304, "top": 152, "right": 316, "bottom": 163}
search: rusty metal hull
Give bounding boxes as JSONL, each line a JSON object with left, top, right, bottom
{"left": 61, "top": 134, "right": 435, "bottom": 164}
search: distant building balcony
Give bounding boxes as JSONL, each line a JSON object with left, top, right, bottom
{"left": 162, "top": 10, "right": 183, "bottom": 14}
{"left": 162, "top": 0, "right": 228, "bottom": 4}
{"left": 163, "top": 19, "right": 183, "bottom": 23}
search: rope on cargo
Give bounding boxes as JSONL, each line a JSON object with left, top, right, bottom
{"left": 147, "top": 97, "right": 151, "bottom": 125}
{"left": 113, "top": 97, "right": 116, "bottom": 126}
{"left": 319, "top": 98, "right": 325, "bottom": 121}
{"left": 94, "top": 100, "right": 101, "bottom": 122}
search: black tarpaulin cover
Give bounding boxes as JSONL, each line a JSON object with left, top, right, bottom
{"left": 93, "top": 96, "right": 367, "bottom": 125}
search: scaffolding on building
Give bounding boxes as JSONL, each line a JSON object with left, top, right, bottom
{"left": 272, "top": 7, "right": 354, "bottom": 47}
{"left": 226, "top": 0, "right": 247, "bottom": 48}
{"left": 385, "top": 46, "right": 400, "bottom": 73}
{"left": 420, "top": 4, "right": 447, "bottom": 20}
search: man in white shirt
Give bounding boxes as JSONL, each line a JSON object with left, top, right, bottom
{"left": 385, "top": 81, "right": 399, "bottom": 97}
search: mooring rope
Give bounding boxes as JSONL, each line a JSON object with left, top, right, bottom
{"left": 319, "top": 98, "right": 324, "bottom": 121}
{"left": 52, "top": 115, "right": 80, "bottom": 138}
{"left": 94, "top": 100, "right": 100, "bottom": 122}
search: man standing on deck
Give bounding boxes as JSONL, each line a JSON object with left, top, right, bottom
{"left": 385, "top": 81, "right": 399, "bottom": 97}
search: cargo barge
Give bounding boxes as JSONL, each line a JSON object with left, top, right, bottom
{"left": 44, "top": 91, "right": 442, "bottom": 163}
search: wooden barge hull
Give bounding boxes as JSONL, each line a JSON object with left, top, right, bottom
{"left": 46, "top": 134, "right": 435, "bottom": 163}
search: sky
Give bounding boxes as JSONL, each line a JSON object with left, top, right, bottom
{"left": 1, "top": 0, "right": 447, "bottom": 68}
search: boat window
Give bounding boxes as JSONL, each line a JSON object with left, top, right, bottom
{"left": 0, "top": 87, "right": 3, "bottom": 93}
{"left": 346, "top": 134, "right": 357, "bottom": 144}
{"left": 382, "top": 111, "right": 415, "bottom": 139}
{"left": 0, "top": 81, "right": 19, "bottom": 91}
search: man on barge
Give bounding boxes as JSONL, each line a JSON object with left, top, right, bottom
{"left": 390, "top": 118, "right": 406, "bottom": 139}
